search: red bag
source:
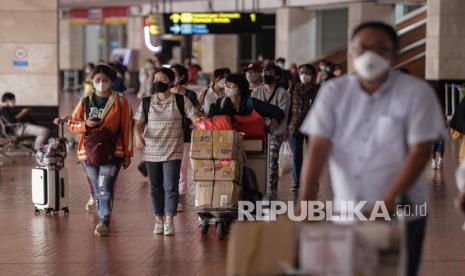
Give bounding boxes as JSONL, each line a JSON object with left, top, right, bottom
{"left": 195, "top": 116, "right": 233, "bottom": 131}
{"left": 233, "top": 110, "right": 266, "bottom": 140}
{"left": 195, "top": 118, "right": 215, "bottom": 130}
{"left": 212, "top": 115, "right": 233, "bottom": 130}
{"left": 84, "top": 127, "right": 117, "bottom": 166}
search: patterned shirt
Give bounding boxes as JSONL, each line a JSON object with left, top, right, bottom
{"left": 288, "top": 83, "right": 317, "bottom": 133}
{"left": 134, "top": 93, "right": 196, "bottom": 162}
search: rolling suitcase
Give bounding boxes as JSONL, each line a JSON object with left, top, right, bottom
{"left": 32, "top": 122, "right": 69, "bottom": 215}
{"left": 32, "top": 167, "right": 69, "bottom": 215}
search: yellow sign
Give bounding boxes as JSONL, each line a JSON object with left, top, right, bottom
{"left": 169, "top": 12, "right": 242, "bottom": 24}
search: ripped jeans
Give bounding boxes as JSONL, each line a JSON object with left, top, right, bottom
{"left": 83, "top": 158, "right": 123, "bottom": 225}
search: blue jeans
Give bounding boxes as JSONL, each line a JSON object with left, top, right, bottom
{"left": 288, "top": 132, "right": 306, "bottom": 189}
{"left": 83, "top": 158, "right": 123, "bottom": 225}
{"left": 147, "top": 160, "right": 182, "bottom": 217}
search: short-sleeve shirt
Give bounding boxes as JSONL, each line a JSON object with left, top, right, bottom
{"left": 134, "top": 93, "right": 196, "bottom": 162}
{"left": 0, "top": 106, "right": 17, "bottom": 124}
{"left": 202, "top": 87, "right": 223, "bottom": 116}
{"left": 300, "top": 71, "right": 446, "bottom": 217}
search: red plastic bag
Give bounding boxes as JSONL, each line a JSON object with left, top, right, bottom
{"left": 212, "top": 115, "right": 233, "bottom": 130}
{"left": 195, "top": 116, "right": 233, "bottom": 131}
{"left": 233, "top": 110, "right": 266, "bottom": 140}
{"left": 195, "top": 117, "right": 214, "bottom": 130}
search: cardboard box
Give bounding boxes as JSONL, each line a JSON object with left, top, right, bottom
{"left": 192, "top": 160, "right": 215, "bottom": 181}
{"left": 190, "top": 130, "right": 213, "bottom": 159}
{"left": 299, "top": 225, "right": 379, "bottom": 276}
{"left": 227, "top": 217, "right": 297, "bottom": 276}
{"left": 194, "top": 181, "right": 214, "bottom": 208}
{"left": 243, "top": 139, "right": 264, "bottom": 152}
{"left": 212, "top": 181, "right": 241, "bottom": 208}
{"left": 214, "top": 160, "right": 243, "bottom": 182}
{"left": 213, "top": 130, "right": 240, "bottom": 160}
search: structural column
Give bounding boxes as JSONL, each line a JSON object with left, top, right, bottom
{"left": 275, "top": 8, "right": 318, "bottom": 65}
{"left": 426, "top": 0, "right": 465, "bottom": 80}
{"left": 59, "top": 19, "right": 84, "bottom": 71}
{"left": 200, "top": 35, "right": 239, "bottom": 74}
{"left": 0, "top": 0, "right": 59, "bottom": 106}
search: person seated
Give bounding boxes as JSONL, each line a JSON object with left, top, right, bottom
{"left": 208, "top": 74, "right": 285, "bottom": 139}
{"left": 0, "top": 92, "right": 49, "bottom": 150}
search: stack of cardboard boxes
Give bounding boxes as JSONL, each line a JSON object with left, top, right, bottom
{"left": 191, "top": 130, "right": 245, "bottom": 208}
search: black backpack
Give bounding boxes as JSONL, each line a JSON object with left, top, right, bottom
{"left": 142, "top": 94, "right": 188, "bottom": 133}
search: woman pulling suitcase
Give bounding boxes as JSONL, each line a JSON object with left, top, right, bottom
{"left": 68, "top": 64, "right": 133, "bottom": 236}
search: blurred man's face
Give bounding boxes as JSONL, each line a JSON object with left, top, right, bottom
{"left": 349, "top": 28, "right": 395, "bottom": 81}
{"left": 349, "top": 28, "right": 394, "bottom": 61}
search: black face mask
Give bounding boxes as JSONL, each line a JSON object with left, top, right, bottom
{"left": 151, "top": 81, "right": 170, "bottom": 94}
{"left": 263, "top": 75, "right": 275, "bottom": 85}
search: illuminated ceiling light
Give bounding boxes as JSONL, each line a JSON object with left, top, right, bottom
{"left": 144, "top": 26, "right": 161, "bottom": 52}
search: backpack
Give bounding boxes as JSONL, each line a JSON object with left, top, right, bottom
{"left": 83, "top": 94, "right": 122, "bottom": 166}
{"left": 142, "top": 94, "right": 187, "bottom": 136}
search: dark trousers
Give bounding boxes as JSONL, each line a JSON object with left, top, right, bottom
{"left": 406, "top": 216, "right": 427, "bottom": 276}
{"left": 146, "top": 160, "right": 182, "bottom": 217}
{"left": 288, "top": 132, "right": 306, "bottom": 189}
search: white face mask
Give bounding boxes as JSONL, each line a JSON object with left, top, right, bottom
{"left": 93, "top": 81, "right": 111, "bottom": 93}
{"left": 225, "top": 87, "right": 240, "bottom": 98}
{"left": 299, "top": 74, "right": 312, "bottom": 84}
{"left": 277, "top": 62, "right": 284, "bottom": 68}
{"left": 217, "top": 78, "right": 226, "bottom": 88}
{"left": 353, "top": 51, "right": 391, "bottom": 81}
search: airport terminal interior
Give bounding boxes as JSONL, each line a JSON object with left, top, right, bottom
{"left": 1, "top": 0, "right": 465, "bottom": 275}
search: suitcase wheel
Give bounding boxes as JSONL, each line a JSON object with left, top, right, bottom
{"left": 216, "top": 222, "right": 226, "bottom": 240}
{"left": 45, "top": 209, "right": 51, "bottom": 215}
{"left": 34, "top": 208, "right": 40, "bottom": 215}
{"left": 200, "top": 223, "right": 209, "bottom": 235}
{"left": 63, "top": 208, "right": 69, "bottom": 215}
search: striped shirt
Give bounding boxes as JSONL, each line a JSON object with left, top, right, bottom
{"left": 134, "top": 93, "right": 196, "bottom": 162}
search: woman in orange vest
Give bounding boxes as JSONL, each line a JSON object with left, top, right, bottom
{"left": 68, "top": 64, "right": 133, "bottom": 237}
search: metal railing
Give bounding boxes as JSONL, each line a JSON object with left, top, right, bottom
{"left": 445, "top": 83, "right": 463, "bottom": 120}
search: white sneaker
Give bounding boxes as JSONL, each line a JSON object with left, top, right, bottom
{"left": 94, "top": 223, "right": 110, "bottom": 236}
{"left": 164, "top": 221, "right": 175, "bottom": 236}
{"left": 153, "top": 220, "right": 164, "bottom": 235}
{"left": 85, "top": 196, "right": 96, "bottom": 212}
{"left": 431, "top": 159, "right": 437, "bottom": 169}
{"left": 437, "top": 158, "right": 443, "bottom": 169}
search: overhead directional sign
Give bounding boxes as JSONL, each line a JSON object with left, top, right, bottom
{"left": 163, "top": 12, "right": 264, "bottom": 35}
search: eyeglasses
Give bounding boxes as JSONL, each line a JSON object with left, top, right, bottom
{"left": 350, "top": 44, "right": 394, "bottom": 56}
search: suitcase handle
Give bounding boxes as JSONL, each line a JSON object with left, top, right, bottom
{"left": 60, "top": 177, "right": 65, "bottom": 198}
{"left": 60, "top": 121, "right": 65, "bottom": 138}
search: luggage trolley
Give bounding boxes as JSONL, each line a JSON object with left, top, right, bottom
{"left": 196, "top": 137, "right": 269, "bottom": 240}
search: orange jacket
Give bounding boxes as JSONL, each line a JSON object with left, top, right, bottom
{"left": 68, "top": 92, "right": 133, "bottom": 161}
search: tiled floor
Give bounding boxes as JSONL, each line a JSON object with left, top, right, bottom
{"left": 0, "top": 91, "right": 464, "bottom": 275}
